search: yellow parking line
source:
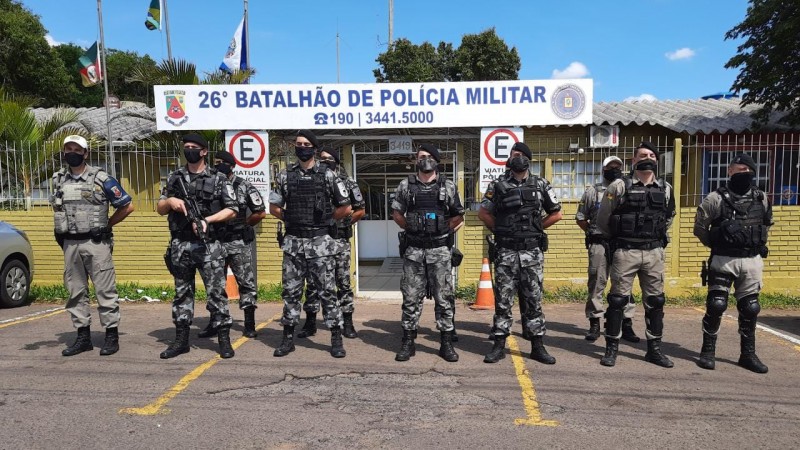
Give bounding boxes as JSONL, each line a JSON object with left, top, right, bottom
{"left": 0, "top": 309, "right": 65, "bottom": 329}
{"left": 119, "top": 312, "right": 282, "bottom": 416}
{"left": 507, "top": 335, "right": 559, "bottom": 427}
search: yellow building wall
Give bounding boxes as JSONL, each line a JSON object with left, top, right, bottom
{"left": 0, "top": 210, "right": 284, "bottom": 286}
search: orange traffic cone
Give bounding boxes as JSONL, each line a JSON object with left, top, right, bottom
{"left": 225, "top": 266, "right": 240, "bottom": 300}
{"left": 469, "top": 258, "right": 495, "bottom": 310}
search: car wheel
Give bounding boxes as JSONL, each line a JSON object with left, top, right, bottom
{"left": 0, "top": 259, "right": 30, "bottom": 308}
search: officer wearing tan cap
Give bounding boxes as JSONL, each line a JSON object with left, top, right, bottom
{"left": 576, "top": 155, "right": 638, "bottom": 342}
{"left": 694, "top": 153, "right": 772, "bottom": 373}
{"left": 50, "top": 135, "right": 134, "bottom": 357}
{"left": 596, "top": 141, "right": 675, "bottom": 368}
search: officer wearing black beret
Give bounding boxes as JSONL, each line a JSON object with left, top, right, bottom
{"left": 694, "top": 153, "right": 772, "bottom": 373}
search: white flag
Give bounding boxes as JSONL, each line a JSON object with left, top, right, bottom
{"left": 220, "top": 17, "right": 248, "bottom": 73}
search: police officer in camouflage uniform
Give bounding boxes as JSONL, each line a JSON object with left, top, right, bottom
{"left": 298, "top": 146, "right": 366, "bottom": 340}
{"left": 269, "top": 130, "right": 352, "bottom": 358}
{"left": 51, "top": 135, "right": 135, "bottom": 357}
{"left": 576, "top": 156, "right": 640, "bottom": 342}
{"left": 596, "top": 141, "right": 675, "bottom": 368}
{"left": 191, "top": 151, "right": 266, "bottom": 339}
{"left": 480, "top": 142, "right": 563, "bottom": 365}
{"left": 157, "top": 133, "right": 238, "bottom": 359}
{"left": 392, "top": 143, "right": 465, "bottom": 362}
{"left": 694, "top": 153, "right": 771, "bottom": 373}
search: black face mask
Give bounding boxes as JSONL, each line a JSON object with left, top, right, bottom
{"left": 295, "top": 146, "right": 315, "bottom": 162}
{"left": 215, "top": 163, "right": 233, "bottom": 175}
{"left": 320, "top": 160, "right": 337, "bottom": 172}
{"left": 508, "top": 155, "right": 530, "bottom": 173}
{"left": 634, "top": 159, "right": 657, "bottom": 172}
{"left": 728, "top": 172, "right": 754, "bottom": 195}
{"left": 417, "top": 159, "right": 437, "bottom": 173}
{"left": 184, "top": 149, "right": 203, "bottom": 164}
{"left": 603, "top": 168, "right": 622, "bottom": 182}
{"left": 64, "top": 152, "right": 85, "bottom": 167}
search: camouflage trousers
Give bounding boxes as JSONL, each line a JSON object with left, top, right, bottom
{"left": 400, "top": 246, "right": 454, "bottom": 332}
{"left": 281, "top": 251, "right": 342, "bottom": 329}
{"left": 491, "top": 247, "right": 547, "bottom": 337}
{"left": 303, "top": 239, "right": 354, "bottom": 314}
{"left": 169, "top": 239, "right": 232, "bottom": 328}
{"left": 223, "top": 239, "right": 257, "bottom": 310}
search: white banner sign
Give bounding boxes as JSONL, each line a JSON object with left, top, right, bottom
{"left": 155, "top": 79, "right": 592, "bottom": 130}
{"left": 479, "top": 127, "right": 524, "bottom": 194}
{"left": 224, "top": 130, "right": 270, "bottom": 200}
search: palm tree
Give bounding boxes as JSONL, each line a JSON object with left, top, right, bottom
{"left": 0, "top": 88, "right": 85, "bottom": 208}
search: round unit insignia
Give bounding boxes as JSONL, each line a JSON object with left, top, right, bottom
{"left": 551, "top": 84, "right": 586, "bottom": 120}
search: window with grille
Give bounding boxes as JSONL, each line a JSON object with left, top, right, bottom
{"left": 551, "top": 160, "right": 602, "bottom": 200}
{"left": 704, "top": 150, "right": 770, "bottom": 195}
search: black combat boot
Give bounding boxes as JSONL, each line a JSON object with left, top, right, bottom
{"left": 99, "top": 327, "right": 119, "bottom": 356}
{"left": 451, "top": 327, "right": 459, "bottom": 342}
{"left": 273, "top": 325, "right": 295, "bottom": 357}
{"left": 243, "top": 306, "right": 257, "bottom": 338}
{"left": 439, "top": 331, "right": 459, "bottom": 362}
{"left": 197, "top": 320, "right": 218, "bottom": 338}
{"left": 160, "top": 323, "right": 190, "bottom": 359}
{"left": 330, "top": 327, "right": 346, "bottom": 358}
{"left": 644, "top": 338, "right": 674, "bottom": 368}
{"left": 600, "top": 338, "right": 619, "bottom": 367}
{"left": 738, "top": 333, "right": 768, "bottom": 374}
{"left": 529, "top": 335, "right": 556, "bottom": 364}
{"left": 342, "top": 312, "right": 358, "bottom": 339}
{"left": 484, "top": 335, "right": 507, "bottom": 363}
{"left": 696, "top": 333, "right": 717, "bottom": 370}
{"left": 62, "top": 326, "right": 93, "bottom": 356}
{"left": 395, "top": 329, "right": 416, "bottom": 362}
{"left": 621, "top": 318, "right": 641, "bottom": 343}
{"left": 585, "top": 318, "right": 601, "bottom": 341}
{"left": 217, "top": 327, "right": 235, "bottom": 359}
{"left": 297, "top": 312, "right": 317, "bottom": 338}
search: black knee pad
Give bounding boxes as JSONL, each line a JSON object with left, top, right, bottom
{"left": 644, "top": 294, "right": 666, "bottom": 310}
{"left": 708, "top": 270, "right": 734, "bottom": 289}
{"left": 736, "top": 294, "right": 761, "bottom": 320}
{"left": 705, "top": 290, "right": 729, "bottom": 317}
{"left": 607, "top": 293, "right": 628, "bottom": 310}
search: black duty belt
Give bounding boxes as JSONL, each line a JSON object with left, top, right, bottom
{"left": 586, "top": 235, "right": 607, "bottom": 245}
{"left": 286, "top": 227, "right": 329, "bottom": 238}
{"left": 406, "top": 234, "right": 449, "bottom": 249}
{"left": 171, "top": 230, "right": 204, "bottom": 242}
{"left": 496, "top": 236, "right": 541, "bottom": 251}
{"left": 615, "top": 239, "right": 662, "bottom": 250}
{"left": 712, "top": 247, "right": 759, "bottom": 258}
{"left": 219, "top": 232, "right": 245, "bottom": 242}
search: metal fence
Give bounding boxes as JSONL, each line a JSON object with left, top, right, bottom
{"left": 3, "top": 132, "right": 799, "bottom": 212}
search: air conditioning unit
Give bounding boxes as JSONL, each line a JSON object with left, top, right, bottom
{"left": 589, "top": 125, "right": 619, "bottom": 147}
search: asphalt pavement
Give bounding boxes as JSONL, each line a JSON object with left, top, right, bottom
{"left": 0, "top": 302, "right": 799, "bottom": 449}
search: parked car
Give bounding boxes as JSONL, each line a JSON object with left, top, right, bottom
{"left": 0, "top": 221, "right": 34, "bottom": 307}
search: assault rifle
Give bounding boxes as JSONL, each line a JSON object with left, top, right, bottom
{"left": 175, "top": 176, "right": 209, "bottom": 243}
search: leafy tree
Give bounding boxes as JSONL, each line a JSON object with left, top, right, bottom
{"left": 0, "top": 0, "right": 73, "bottom": 106}
{"left": 454, "top": 28, "right": 520, "bottom": 81}
{"left": 725, "top": 0, "right": 800, "bottom": 126}
{"left": 373, "top": 28, "right": 520, "bottom": 82}
{"left": 0, "top": 87, "right": 83, "bottom": 203}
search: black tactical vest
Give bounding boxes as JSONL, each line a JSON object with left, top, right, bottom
{"left": 609, "top": 177, "right": 669, "bottom": 243}
{"left": 709, "top": 186, "right": 769, "bottom": 256}
{"left": 167, "top": 169, "right": 224, "bottom": 237}
{"left": 493, "top": 176, "right": 544, "bottom": 240}
{"left": 284, "top": 167, "right": 333, "bottom": 231}
{"left": 404, "top": 174, "right": 449, "bottom": 239}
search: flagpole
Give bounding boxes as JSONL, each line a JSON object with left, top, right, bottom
{"left": 163, "top": 0, "right": 173, "bottom": 61}
{"left": 244, "top": 0, "right": 249, "bottom": 70}
{"left": 96, "top": 0, "right": 115, "bottom": 178}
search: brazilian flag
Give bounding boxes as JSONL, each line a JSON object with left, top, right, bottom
{"left": 145, "top": 0, "right": 162, "bottom": 30}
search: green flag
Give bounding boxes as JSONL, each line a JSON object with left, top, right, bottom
{"left": 145, "top": 0, "right": 162, "bottom": 30}
{"left": 78, "top": 42, "right": 102, "bottom": 87}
